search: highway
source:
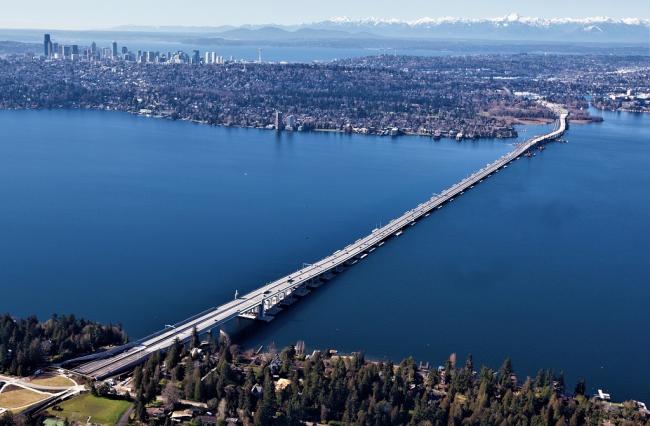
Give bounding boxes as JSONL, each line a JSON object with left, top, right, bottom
{"left": 72, "top": 102, "right": 568, "bottom": 380}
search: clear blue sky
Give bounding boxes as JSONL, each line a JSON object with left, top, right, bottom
{"left": 1, "top": 0, "right": 648, "bottom": 29}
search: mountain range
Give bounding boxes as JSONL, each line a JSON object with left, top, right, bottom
{"left": 113, "top": 13, "right": 650, "bottom": 44}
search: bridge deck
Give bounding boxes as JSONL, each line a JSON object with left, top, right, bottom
{"left": 73, "top": 103, "right": 568, "bottom": 380}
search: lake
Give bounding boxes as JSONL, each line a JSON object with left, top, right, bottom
{"left": 0, "top": 108, "right": 648, "bottom": 402}
{"left": 3, "top": 29, "right": 647, "bottom": 62}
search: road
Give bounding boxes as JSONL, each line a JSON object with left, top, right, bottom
{"left": 0, "top": 373, "right": 84, "bottom": 414}
{"left": 72, "top": 102, "right": 568, "bottom": 380}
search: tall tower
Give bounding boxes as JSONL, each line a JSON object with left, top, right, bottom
{"left": 257, "top": 48, "right": 262, "bottom": 63}
{"left": 112, "top": 41, "right": 118, "bottom": 58}
{"left": 274, "top": 111, "right": 283, "bottom": 131}
{"left": 44, "top": 34, "right": 52, "bottom": 57}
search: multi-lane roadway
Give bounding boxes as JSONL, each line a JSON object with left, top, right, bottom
{"left": 72, "top": 103, "right": 568, "bottom": 380}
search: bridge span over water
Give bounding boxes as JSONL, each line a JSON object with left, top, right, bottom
{"left": 69, "top": 103, "right": 568, "bottom": 380}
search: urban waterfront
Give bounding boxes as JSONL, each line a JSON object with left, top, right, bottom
{"left": 0, "top": 107, "right": 648, "bottom": 402}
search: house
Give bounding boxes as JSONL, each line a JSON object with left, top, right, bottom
{"left": 171, "top": 409, "right": 194, "bottom": 422}
{"left": 275, "top": 378, "right": 291, "bottom": 391}
{"left": 146, "top": 407, "right": 166, "bottom": 420}
{"left": 197, "top": 415, "right": 218, "bottom": 425}
{"left": 269, "top": 355, "right": 281, "bottom": 374}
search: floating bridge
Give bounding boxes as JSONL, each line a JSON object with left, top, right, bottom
{"left": 70, "top": 103, "right": 568, "bottom": 379}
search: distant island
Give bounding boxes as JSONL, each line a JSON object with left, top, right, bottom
{"left": 1, "top": 314, "right": 648, "bottom": 425}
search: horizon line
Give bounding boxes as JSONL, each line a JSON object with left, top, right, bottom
{"left": 1, "top": 12, "right": 649, "bottom": 33}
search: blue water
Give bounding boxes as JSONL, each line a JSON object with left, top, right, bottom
{"left": 0, "top": 108, "right": 648, "bottom": 402}
{"left": 241, "top": 109, "right": 650, "bottom": 402}
{"left": 3, "top": 29, "right": 645, "bottom": 62}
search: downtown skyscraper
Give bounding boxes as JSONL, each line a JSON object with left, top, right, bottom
{"left": 43, "top": 33, "right": 52, "bottom": 57}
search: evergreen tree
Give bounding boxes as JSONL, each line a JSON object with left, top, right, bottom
{"left": 574, "top": 379, "right": 586, "bottom": 396}
{"left": 133, "top": 366, "right": 143, "bottom": 390}
{"left": 165, "top": 338, "right": 181, "bottom": 371}
{"left": 191, "top": 326, "right": 200, "bottom": 350}
{"left": 254, "top": 371, "right": 277, "bottom": 426}
{"left": 498, "top": 357, "right": 514, "bottom": 390}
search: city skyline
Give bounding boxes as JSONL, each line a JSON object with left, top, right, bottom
{"left": 0, "top": 0, "right": 648, "bottom": 30}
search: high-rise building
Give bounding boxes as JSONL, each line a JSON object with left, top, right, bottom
{"left": 286, "top": 115, "right": 297, "bottom": 129}
{"left": 191, "top": 50, "right": 200, "bottom": 65}
{"left": 112, "top": 42, "right": 118, "bottom": 58}
{"left": 274, "top": 111, "right": 283, "bottom": 131}
{"left": 202, "top": 51, "right": 219, "bottom": 64}
{"left": 43, "top": 34, "right": 52, "bottom": 57}
{"left": 121, "top": 46, "right": 128, "bottom": 55}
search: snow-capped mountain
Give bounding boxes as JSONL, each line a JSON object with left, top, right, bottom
{"left": 107, "top": 13, "right": 649, "bottom": 44}
{"left": 299, "top": 13, "right": 650, "bottom": 43}
{"left": 321, "top": 13, "right": 649, "bottom": 27}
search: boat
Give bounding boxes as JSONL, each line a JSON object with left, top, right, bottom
{"left": 395, "top": 230, "right": 403, "bottom": 237}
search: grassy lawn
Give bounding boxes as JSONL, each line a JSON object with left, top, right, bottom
{"left": 30, "top": 375, "right": 76, "bottom": 387}
{"left": 0, "top": 385, "right": 50, "bottom": 410}
{"left": 48, "top": 394, "right": 132, "bottom": 426}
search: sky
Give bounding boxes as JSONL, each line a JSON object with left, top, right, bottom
{"left": 0, "top": 0, "right": 648, "bottom": 30}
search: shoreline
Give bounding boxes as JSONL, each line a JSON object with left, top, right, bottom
{"left": 0, "top": 105, "right": 563, "bottom": 142}
{"left": 592, "top": 106, "right": 650, "bottom": 115}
